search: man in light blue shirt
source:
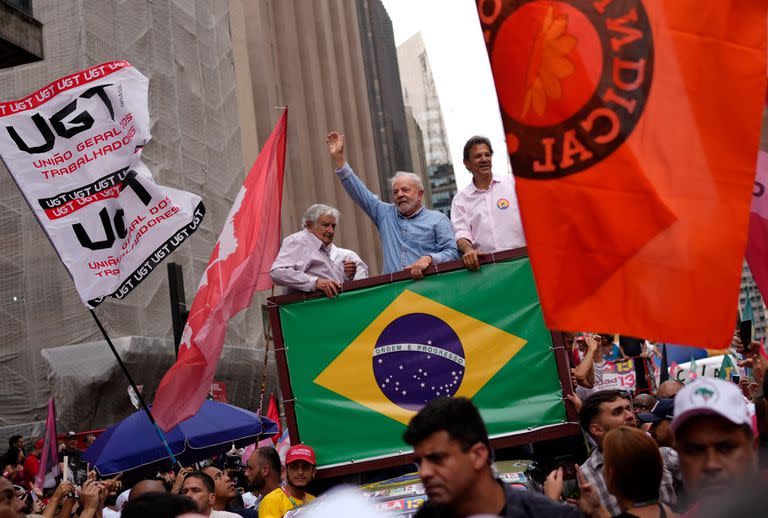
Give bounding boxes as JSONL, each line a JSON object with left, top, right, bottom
{"left": 327, "top": 131, "right": 458, "bottom": 279}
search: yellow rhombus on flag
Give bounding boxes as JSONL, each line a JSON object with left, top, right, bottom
{"left": 314, "top": 289, "right": 528, "bottom": 425}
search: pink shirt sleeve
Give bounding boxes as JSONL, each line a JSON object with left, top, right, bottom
{"left": 270, "top": 234, "right": 318, "bottom": 292}
{"left": 450, "top": 193, "right": 473, "bottom": 244}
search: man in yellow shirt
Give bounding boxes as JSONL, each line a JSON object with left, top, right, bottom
{"left": 257, "top": 445, "right": 316, "bottom": 518}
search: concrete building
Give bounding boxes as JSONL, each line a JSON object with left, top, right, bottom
{"left": 0, "top": 0, "right": 43, "bottom": 69}
{"left": 356, "top": 0, "right": 413, "bottom": 203}
{"left": 0, "top": 0, "right": 267, "bottom": 438}
{"left": 397, "top": 32, "right": 457, "bottom": 216}
{"left": 0, "top": 0, "right": 415, "bottom": 442}
{"left": 244, "top": 0, "right": 413, "bottom": 274}
{"left": 404, "top": 106, "right": 431, "bottom": 208}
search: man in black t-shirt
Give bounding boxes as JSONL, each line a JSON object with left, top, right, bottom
{"left": 59, "top": 431, "right": 82, "bottom": 462}
{"left": 403, "top": 397, "right": 582, "bottom": 518}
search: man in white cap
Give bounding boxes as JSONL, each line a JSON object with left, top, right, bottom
{"left": 672, "top": 378, "right": 757, "bottom": 506}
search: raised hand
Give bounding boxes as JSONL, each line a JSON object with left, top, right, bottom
{"left": 326, "top": 132, "right": 346, "bottom": 168}
{"left": 171, "top": 466, "right": 192, "bottom": 495}
{"left": 79, "top": 479, "right": 102, "bottom": 510}
{"left": 543, "top": 467, "right": 564, "bottom": 501}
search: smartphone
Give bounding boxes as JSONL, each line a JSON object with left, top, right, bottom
{"left": 739, "top": 320, "right": 752, "bottom": 354}
{"left": 560, "top": 461, "right": 580, "bottom": 501}
{"left": 732, "top": 374, "right": 741, "bottom": 384}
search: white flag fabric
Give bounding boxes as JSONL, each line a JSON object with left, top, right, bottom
{"left": 0, "top": 61, "right": 205, "bottom": 307}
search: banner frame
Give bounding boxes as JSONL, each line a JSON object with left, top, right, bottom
{"left": 267, "top": 248, "right": 580, "bottom": 478}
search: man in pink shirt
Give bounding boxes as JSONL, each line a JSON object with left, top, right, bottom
{"left": 270, "top": 204, "right": 368, "bottom": 298}
{"left": 450, "top": 136, "right": 526, "bottom": 271}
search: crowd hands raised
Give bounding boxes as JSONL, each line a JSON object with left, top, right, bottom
{"left": 531, "top": 329, "right": 768, "bottom": 518}
{"left": 0, "top": 469, "right": 122, "bottom": 518}
{"left": 268, "top": 132, "right": 525, "bottom": 297}
{"left": 397, "top": 338, "right": 765, "bottom": 518}
{"left": 0, "top": 443, "right": 317, "bottom": 518}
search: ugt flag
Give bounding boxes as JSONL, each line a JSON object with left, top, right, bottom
{"left": 478, "top": 1, "right": 767, "bottom": 347}
{"left": 0, "top": 61, "right": 205, "bottom": 307}
{"left": 153, "top": 110, "right": 287, "bottom": 431}
{"left": 272, "top": 254, "right": 567, "bottom": 468}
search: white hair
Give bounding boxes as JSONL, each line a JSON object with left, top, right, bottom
{"left": 303, "top": 203, "right": 340, "bottom": 227}
{"left": 389, "top": 171, "right": 424, "bottom": 191}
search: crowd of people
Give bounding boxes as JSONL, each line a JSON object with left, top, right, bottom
{"left": 399, "top": 367, "right": 765, "bottom": 518}
{"left": 0, "top": 440, "right": 321, "bottom": 518}
{"left": 2, "top": 361, "right": 765, "bottom": 518}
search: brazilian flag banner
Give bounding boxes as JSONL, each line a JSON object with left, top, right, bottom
{"left": 270, "top": 252, "right": 574, "bottom": 473}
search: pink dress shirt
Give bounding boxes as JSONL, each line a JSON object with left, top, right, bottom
{"left": 270, "top": 229, "right": 368, "bottom": 293}
{"left": 450, "top": 175, "right": 526, "bottom": 253}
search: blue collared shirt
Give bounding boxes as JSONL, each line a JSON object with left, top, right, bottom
{"left": 336, "top": 162, "right": 459, "bottom": 274}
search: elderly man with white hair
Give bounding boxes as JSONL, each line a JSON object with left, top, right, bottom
{"left": 326, "top": 131, "right": 458, "bottom": 280}
{"left": 270, "top": 203, "right": 368, "bottom": 298}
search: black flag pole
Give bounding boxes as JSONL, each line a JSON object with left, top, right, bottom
{"left": 88, "top": 308, "right": 181, "bottom": 468}
{"left": 659, "top": 343, "right": 669, "bottom": 383}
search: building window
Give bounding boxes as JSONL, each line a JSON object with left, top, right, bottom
{"left": 3, "top": 0, "right": 32, "bottom": 15}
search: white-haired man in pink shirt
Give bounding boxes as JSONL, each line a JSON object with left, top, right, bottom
{"left": 270, "top": 203, "right": 368, "bottom": 298}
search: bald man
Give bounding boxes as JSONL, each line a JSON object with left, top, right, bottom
{"left": 129, "top": 479, "right": 167, "bottom": 501}
{"left": 657, "top": 380, "right": 684, "bottom": 399}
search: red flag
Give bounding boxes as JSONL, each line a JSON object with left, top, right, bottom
{"left": 257, "top": 393, "right": 282, "bottom": 447}
{"left": 153, "top": 111, "right": 287, "bottom": 430}
{"left": 266, "top": 393, "right": 281, "bottom": 446}
{"left": 478, "top": 1, "right": 767, "bottom": 347}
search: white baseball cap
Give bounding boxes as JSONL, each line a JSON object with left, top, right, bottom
{"left": 671, "top": 378, "right": 751, "bottom": 433}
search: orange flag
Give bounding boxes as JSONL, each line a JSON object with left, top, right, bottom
{"left": 478, "top": 1, "right": 767, "bottom": 347}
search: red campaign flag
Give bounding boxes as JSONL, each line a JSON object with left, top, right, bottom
{"left": 266, "top": 393, "right": 281, "bottom": 445}
{"left": 257, "top": 393, "right": 282, "bottom": 447}
{"left": 478, "top": 1, "right": 767, "bottom": 347}
{"left": 153, "top": 110, "right": 287, "bottom": 430}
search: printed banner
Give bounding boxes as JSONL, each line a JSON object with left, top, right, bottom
{"left": 273, "top": 254, "right": 568, "bottom": 468}
{"left": 0, "top": 61, "right": 205, "bottom": 307}
{"left": 596, "top": 359, "right": 636, "bottom": 392}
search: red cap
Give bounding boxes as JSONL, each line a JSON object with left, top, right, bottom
{"left": 285, "top": 444, "right": 316, "bottom": 466}
{"left": 34, "top": 439, "right": 44, "bottom": 450}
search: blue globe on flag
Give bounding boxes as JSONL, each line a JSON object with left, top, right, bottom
{"left": 372, "top": 313, "right": 466, "bottom": 411}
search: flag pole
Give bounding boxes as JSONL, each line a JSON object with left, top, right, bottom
{"left": 659, "top": 343, "right": 669, "bottom": 383}
{"left": 88, "top": 309, "right": 181, "bottom": 469}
